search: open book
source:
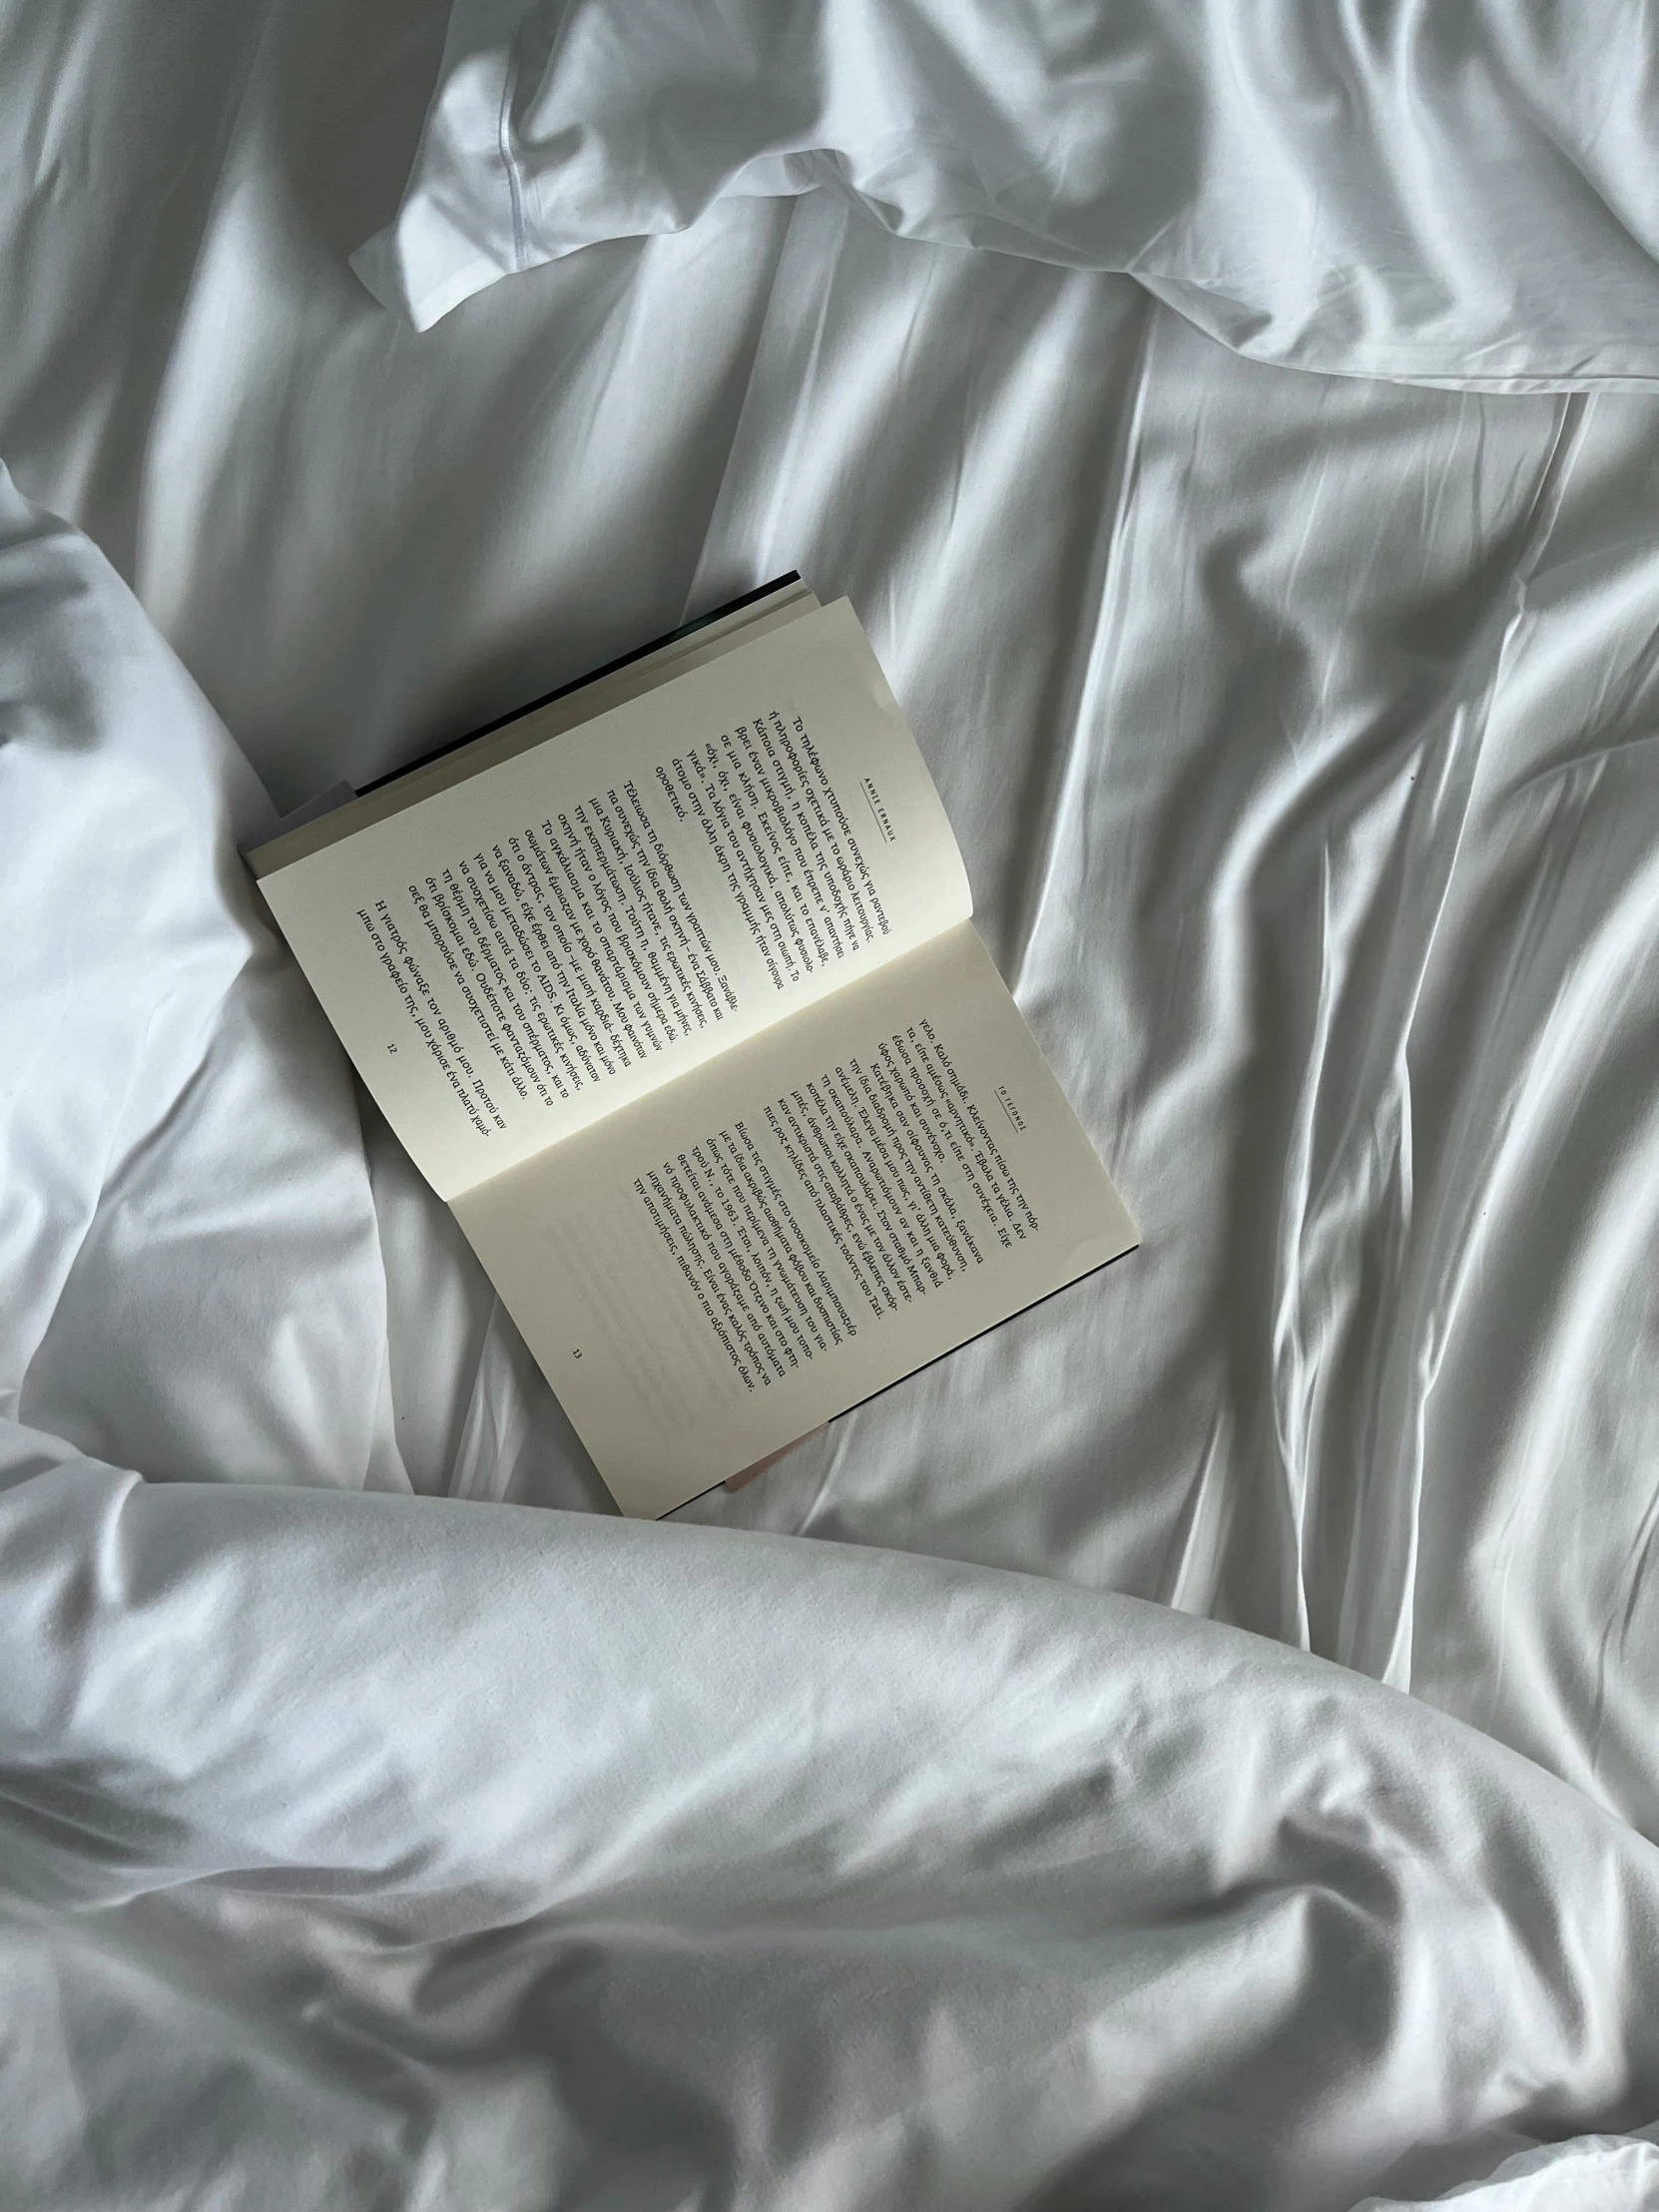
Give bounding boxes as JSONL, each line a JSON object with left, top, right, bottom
{"left": 249, "top": 579, "right": 1137, "bottom": 1515}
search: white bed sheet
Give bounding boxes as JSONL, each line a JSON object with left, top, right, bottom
{"left": 5, "top": 0, "right": 1659, "bottom": 2203}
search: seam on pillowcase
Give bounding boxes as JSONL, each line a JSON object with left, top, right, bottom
{"left": 496, "top": 45, "right": 528, "bottom": 273}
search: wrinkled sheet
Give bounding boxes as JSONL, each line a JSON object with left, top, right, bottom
{"left": 361, "top": 0, "right": 1659, "bottom": 387}
{"left": 5, "top": 0, "right": 1659, "bottom": 2203}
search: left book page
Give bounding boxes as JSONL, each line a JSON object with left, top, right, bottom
{"left": 255, "top": 600, "right": 972, "bottom": 1200}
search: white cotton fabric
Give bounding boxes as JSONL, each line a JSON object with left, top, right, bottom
{"left": 1355, "top": 2131, "right": 1659, "bottom": 2211}
{"left": 9, "top": 1446, "right": 1659, "bottom": 2210}
{"left": 6, "top": 0, "right": 1659, "bottom": 2202}
{"left": 357, "top": 0, "right": 1659, "bottom": 387}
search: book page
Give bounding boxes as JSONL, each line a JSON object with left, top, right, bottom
{"left": 248, "top": 579, "right": 818, "bottom": 877}
{"left": 453, "top": 924, "right": 1138, "bottom": 1516}
{"left": 258, "top": 600, "right": 972, "bottom": 1199}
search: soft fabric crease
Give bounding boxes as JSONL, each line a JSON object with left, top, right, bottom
{"left": 6, "top": 0, "right": 1659, "bottom": 2200}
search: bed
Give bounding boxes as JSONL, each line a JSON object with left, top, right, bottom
{"left": 5, "top": 1, "right": 1659, "bottom": 2204}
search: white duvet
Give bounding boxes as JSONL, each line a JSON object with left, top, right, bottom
{"left": 5, "top": 1, "right": 1659, "bottom": 2204}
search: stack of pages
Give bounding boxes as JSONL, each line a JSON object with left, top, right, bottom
{"left": 251, "top": 579, "right": 1137, "bottom": 1514}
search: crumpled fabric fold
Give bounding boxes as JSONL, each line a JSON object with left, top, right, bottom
{"left": 359, "top": 0, "right": 1659, "bottom": 390}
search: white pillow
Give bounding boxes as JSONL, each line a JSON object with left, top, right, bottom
{"left": 354, "top": 0, "right": 1659, "bottom": 388}
{"left": 0, "top": 466, "right": 399, "bottom": 1496}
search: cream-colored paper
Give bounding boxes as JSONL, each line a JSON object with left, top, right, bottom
{"left": 453, "top": 925, "right": 1138, "bottom": 1517}
{"left": 249, "top": 581, "right": 819, "bottom": 877}
{"left": 259, "top": 601, "right": 972, "bottom": 1199}
{"left": 255, "top": 592, "right": 1137, "bottom": 1515}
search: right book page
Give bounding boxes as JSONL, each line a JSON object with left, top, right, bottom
{"left": 455, "top": 921, "right": 1138, "bottom": 1515}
